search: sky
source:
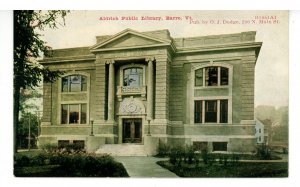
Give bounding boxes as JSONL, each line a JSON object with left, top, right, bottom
{"left": 40, "top": 10, "right": 289, "bottom": 108}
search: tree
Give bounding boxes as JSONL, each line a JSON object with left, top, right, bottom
{"left": 14, "top": 10, "right": 68, "bottom": 153}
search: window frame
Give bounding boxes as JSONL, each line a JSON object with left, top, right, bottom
{"left": 191, "top": 62, "right": 233, "bottom": 125}
{"left": 61, "top": 103, "right": 87, "bottom": 125}
{"left": 195, "top": 66, "right": 229, "bottom": 87}
{"left": 61, "top": 74, "right": 87, "bottom": 93}
{"left": 212, "top": 142, "right": 228, "bottom": 152}
{"left": 194, "top": 99, "right": 229, "bottom": 124}
{"left": 58, "top": 72, "right": 90, "bottom": 126}
{"left": 123, "top": 67, "right": 144, "bottom": 87}
{"left": 119, "top": 64, "right": 146, "bottom": 87}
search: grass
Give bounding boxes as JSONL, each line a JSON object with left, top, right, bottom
{"left": 157, "top": 160, "right": 288, "bottom": 177}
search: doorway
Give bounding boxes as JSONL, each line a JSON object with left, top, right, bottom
{"left": 122, "top": 118, "right": 142, "bottom": 143}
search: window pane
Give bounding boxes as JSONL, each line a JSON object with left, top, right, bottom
{"left": 205, "top": 67, "right": 218, "bottom": 86}
{"left": 195, "top": 69, "right": 203, "bottom": 86}
{"left": 61, "top": 105, "right": 68, "bottom": 124}
{"left": 124, "top": 68, "right": 143, "bottom": 87}
{"left": 69, "top": 104, "right": 79, "bottom": 124}
{"left": 213, "top": 142, "right": 227, "bottom": 151}
{"left": 62, "top": 77, "right": 69, "bottom": 92}
{"left": 221, "top": 67, "right": 229, "bottom": 85}
{"left": 205, "top": 100, "right": 217, "bottom": 122}
{"left": 70, "top": 75, "right": 81, "bottom": 92}
{"left": 81, "top": 76, "right": 87, "bottom": 91}
{"left": 220, "top": 100, "right": 228, "bottom": 123}
{"left": 194, "top": 101, "right": 202, "bottom": 123}
{"left": 80, "top": 104, "right": 87, "bottom": 124}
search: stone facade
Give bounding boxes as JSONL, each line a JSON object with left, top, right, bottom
{"left": 39, "top": 29, "right": 262, "bottom": 155}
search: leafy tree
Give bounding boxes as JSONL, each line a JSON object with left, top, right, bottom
{"left": 14, "top": 10, "right": 68, "bottom": 153}
{"left": 17, "top": 112, "right": 39, "bottom": 149}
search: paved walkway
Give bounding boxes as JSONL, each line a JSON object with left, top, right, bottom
{"left": 114, "top": 156, "right": 178, "bottom": 178}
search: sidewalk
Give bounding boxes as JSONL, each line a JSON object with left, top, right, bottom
{"left": 114, "top": 156, "right": 178, "bottom": 178}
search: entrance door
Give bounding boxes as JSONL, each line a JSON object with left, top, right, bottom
{"left": 122, "top": 118, "right": 142, "bottom": 143}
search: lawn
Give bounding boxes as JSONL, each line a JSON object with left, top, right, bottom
{"left": 14, "top": 150, "right": 129, "bottom": 177}
{"left": 157, "top": 160, "right": 288, "bottom": 177}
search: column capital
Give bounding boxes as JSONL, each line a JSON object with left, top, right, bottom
{"left": 105, "top": 60, "right": 115, "bottom": 65}
{"left": 146, "top": 57, "right": 156, "bottom": 63}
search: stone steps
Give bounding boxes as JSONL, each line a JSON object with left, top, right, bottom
{"left": 95, "top": 144, "right": 148, "bottom": 156}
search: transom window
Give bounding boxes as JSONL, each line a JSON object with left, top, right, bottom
{"left": 62, "top": 75, "right": 87, "bottom": 92}
{"left": 123, "top": 67, "right": 143, "bottom": 87}
{"left": 195, "top": 66, "right": 228, "bottom": 87}
{"left": 194, "top": 100, "right": 228, "bottom": 123}
{"left": 61, "top": 104, "right": 87, "bottom": 124}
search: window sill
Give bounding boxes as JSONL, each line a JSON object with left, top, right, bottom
{"left": 61, "top": 91, "right": 88, "bottom": 94}
{"left": 194, "top": 85, "right": 229, "bottom": 89}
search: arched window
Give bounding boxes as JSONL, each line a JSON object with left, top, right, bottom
{"left": 195, "top": 66, "right": 229, "bottom": 87}
{"left": 123, "top": 67, "right": 143, "bottom": 87}
{"left": 61, "top": 75, "right": 87, "bottom": 92}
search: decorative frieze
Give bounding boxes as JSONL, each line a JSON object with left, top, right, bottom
{"left": 116, "top": 86, "right": 147, "bottom": 101}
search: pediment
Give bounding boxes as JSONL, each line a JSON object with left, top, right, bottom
{"left": 90, "top": 29, "right": 171, "bottom": 52}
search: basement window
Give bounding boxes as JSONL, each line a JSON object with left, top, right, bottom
{"left": 213, "top": 142, "right": 227, "bottom": 151}
{"left": 58, "top": 140, "right": 70, "bottom": 149}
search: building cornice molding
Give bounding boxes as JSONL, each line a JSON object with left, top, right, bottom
{"left": 176, "top": 42, "right": 262, "bottom": 54}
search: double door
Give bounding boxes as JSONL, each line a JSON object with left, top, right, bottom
{"left": 122, "top": 118, "right": 142, "bottom": 143}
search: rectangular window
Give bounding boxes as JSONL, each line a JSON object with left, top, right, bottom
{"left": 197, "top": 66, "right": 229, "bottom": 87}
{"left": 194, "top": 101, "right": 202, "bottom": 123}
{"left": 69, "top": 104, "right": 79, "bottom": 124}
{"left": 80, "top": 104, "right": 87, "bottom": 124}
{"left": 123, "top": 68, "right": 143, "bottom": 87}
{"left": 213, "top": 142, "right": 227, "bottom": 151}
{"left": 73, "top": 140, "right": 85, "bottom": 150}
{"left": 220, "top": 100, "right": 228, "bottom": 123}
{"left": 205, "top": 100, "right": 217, "bottom": 123}
{"left": 61, "top": 104, "right": 68, "bottom": 124}
{"left": 194, "top": 99, "right": 228, "bottom": 124}
{"left": 81, "top": 76, "right": 87, "bottom": 91}
{"left": 62, "top": 75, "right": 87, "bottom": 92}
{"left": 205, "top": 67, "right": 218, "bottom": 86}
{"left": 220, "top": 67, "right": 229, "bottom": 85}
{"left": 58, "top": 140, "right": 70, "bottom": 149}
{"left": 62, "top": 77, "right": 69, "bottom": 92}
{"left": 70, "top": 75, "right": 82, "bottom": 92}
{"left": 61, "top": 104, "right": 87, "bottom": 124}
{"left": 195, "top": 69, "right": 203, "bottom": 86}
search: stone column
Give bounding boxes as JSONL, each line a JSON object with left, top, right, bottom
{"left": 147, "top": 58, "right": 154, "bottom": 120}
{"left": 107, "top": 61, "right": 115, "bottom": 122}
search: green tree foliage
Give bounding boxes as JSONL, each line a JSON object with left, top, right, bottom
{"left": 17, "top": 112, "right": 39, "bottom": 149}
{"left": 14, "top": 10, "right": 68, "bottom": 153}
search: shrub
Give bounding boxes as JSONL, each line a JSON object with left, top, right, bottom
{"left": 14, "top": 155, "right": 30, "bottom": 167}
{"left": 41, "top": 143, "right": 58, "bottom": 153}
{"left": 169, "top": 146, "right": 185, "bottom": 166}
{"left": 201, "top": 150, "right": 216, "bottom": 165}
{"left": 231, "top": 153, "right": 240, "bottom": 163}
{"left": 256, "top": 143, "right": 272, "bottom": 160}
{"left": 30, "top": 154, "right": 47, "bottom": 166}
{"left": 156, "top": 141, "right": 170, "bottom": 157}
{"left": 185, "top": 145, "right": 195, "bottom": 164}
